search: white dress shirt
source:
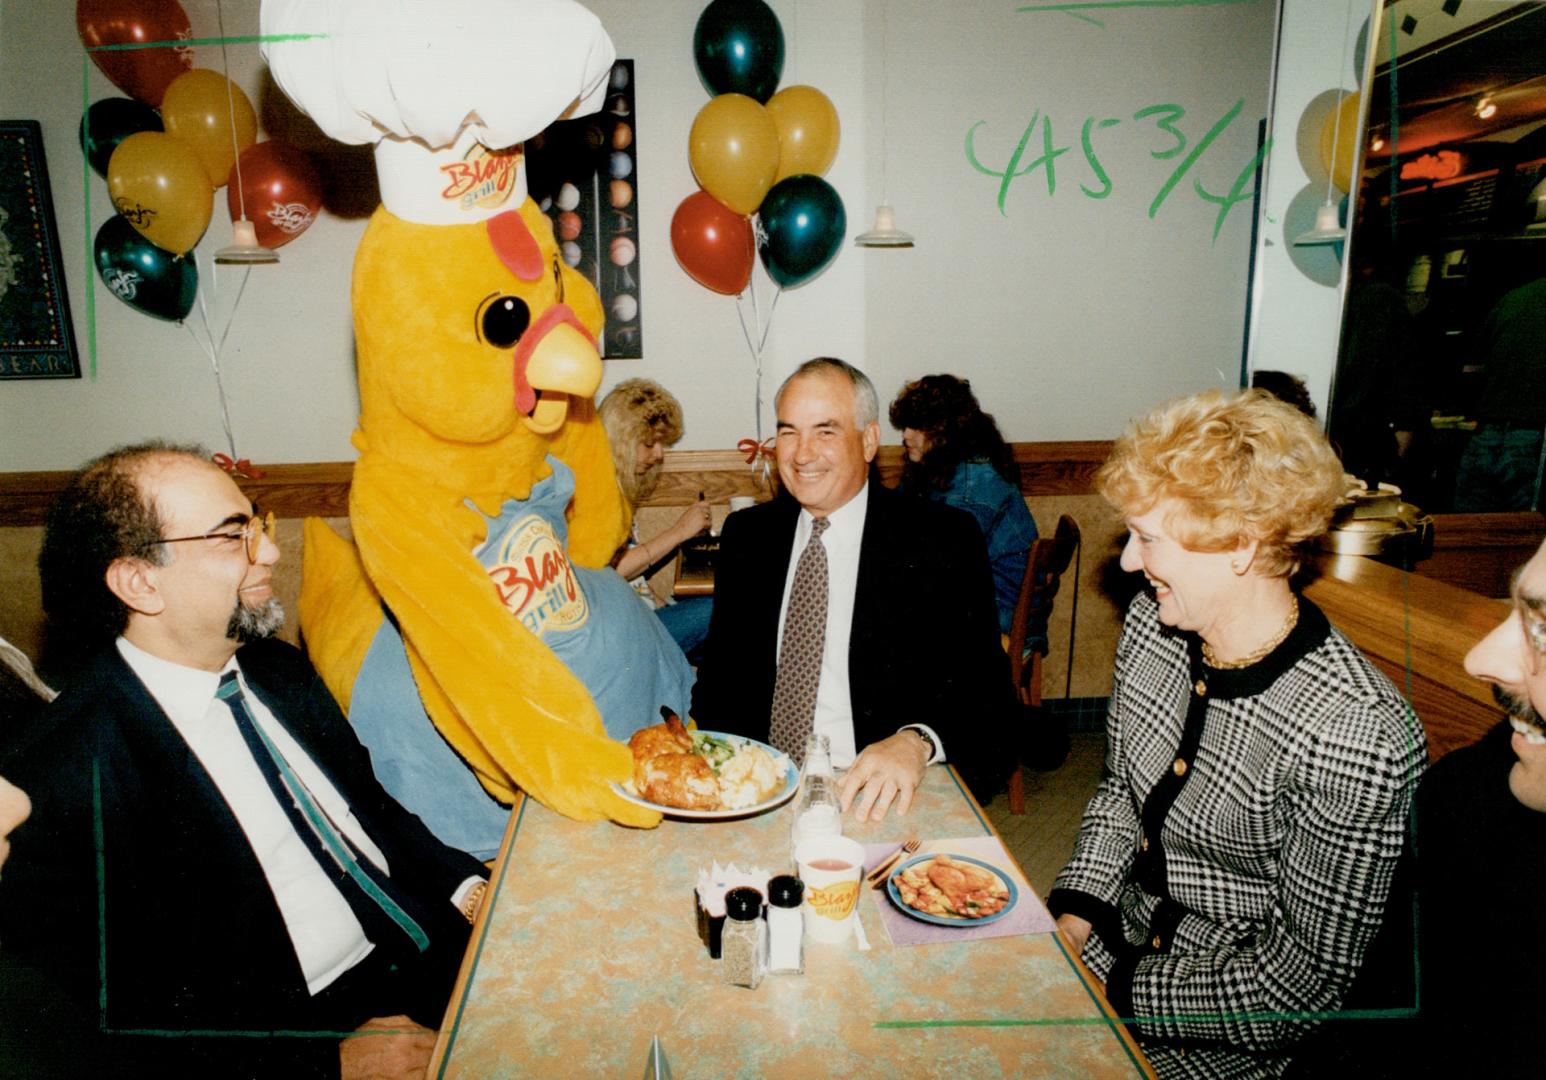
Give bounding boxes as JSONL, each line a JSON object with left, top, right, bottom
{"left": 118, "top": 637, "right": 382, "bottom": 995}
{"left": 774, "top": 483, "right": 943, "bottom": 767}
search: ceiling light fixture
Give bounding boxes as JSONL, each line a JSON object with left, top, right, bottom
{"left": 1476, "top": 97, "right": 1497, "bottom": 120}
{"left": 212, "top": 0, "right": 277, "bottom": 266}
{"left": 855, "top": 1, "right": 913, "bottom": 249}
{"left": 1295, "top": 1, "right": 1356, "bottom": 247}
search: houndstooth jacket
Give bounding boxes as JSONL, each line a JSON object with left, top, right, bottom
{"left": 1049, "top": 592, "right": 1425, "bottom": 1080}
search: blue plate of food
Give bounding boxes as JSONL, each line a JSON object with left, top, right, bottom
{"left": 886, "top": 852, "right": 1018, "bottom": 926}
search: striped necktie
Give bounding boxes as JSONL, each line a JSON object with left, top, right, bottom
{"left": 215, "top": 672, "right": 429, "bottom": 953}
{"left": 769, "top": 517, "right": 830, "bottom": 766}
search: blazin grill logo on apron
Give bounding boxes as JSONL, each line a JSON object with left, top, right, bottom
{"left": 487, "top": 516, "right": 588, "bottom": 634}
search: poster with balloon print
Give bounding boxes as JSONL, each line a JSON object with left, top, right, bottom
{"left": 0, "top": 121, "right": 79, "bottom": 379}
{"left": 525, "top": 58, "right": 641, "bottom": 358}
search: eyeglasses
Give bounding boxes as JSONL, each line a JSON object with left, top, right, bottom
{"left": 1522, "top": 606, "right": 1546, "bottom": 677}
{"left": 152, "top": 511, "right": 275, "bottom": 564}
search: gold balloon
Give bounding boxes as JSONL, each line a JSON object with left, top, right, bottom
{"left": 688, "top": 93, "right": 781, "bottom": 215}
{"left": 1319, "top": 91, "right": 1362, "bottom": 194}
{"left": 161, "top": 69, "right": 258, "bottom": 189}
{"left": 107, "top": 131, "right": 214, "bottom": 256}
{"left": 767, "top": 85, "right": 840, "bottom": 182}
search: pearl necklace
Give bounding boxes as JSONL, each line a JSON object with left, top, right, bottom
{"left": 1201, "top": 595, "right": 1300, "bottom": 670}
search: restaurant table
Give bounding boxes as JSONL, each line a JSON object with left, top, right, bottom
{"left": 429, "top": 765, "right": 1154, "bottom": 1078}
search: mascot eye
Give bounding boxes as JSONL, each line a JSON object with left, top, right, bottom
{"left": 479, "top": 296, "right": 531, "bottom": 349}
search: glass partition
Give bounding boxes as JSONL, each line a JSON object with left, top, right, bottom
{"left": 1327, "top": 1, "right": 1546, "bottom": 513}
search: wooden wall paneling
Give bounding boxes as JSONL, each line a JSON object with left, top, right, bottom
{"left": 1304, "top": 554, "right": 1509, "bottom": 760}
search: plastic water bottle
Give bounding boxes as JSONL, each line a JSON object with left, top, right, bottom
{"left": 790, "top": 733, "right": 841, "bottom": 858}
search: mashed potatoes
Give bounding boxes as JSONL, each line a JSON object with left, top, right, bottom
{"left": 714, "top": 742, "right": 784, "bottom": 809}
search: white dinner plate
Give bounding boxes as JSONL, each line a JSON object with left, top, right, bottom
{"left": 885, "top": 853, "right": 1019, "bottom": 926}
{"left": 610, "top": 731, "right": 799, "bottom": 819}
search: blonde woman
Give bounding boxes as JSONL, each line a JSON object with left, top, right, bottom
{"left": 598, "top": 379, "right": 714, "bottom": 660}
{"left": 1049, "top": 389, "right": 1425, "bottom": 1079}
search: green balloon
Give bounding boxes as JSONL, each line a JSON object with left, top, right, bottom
{"left": 693, "top": 0, "right": 784, "bottom": 103}
{"left": 758, "top": 174, "right": 845, "bottom": 289}
{"left": 94, "top": 215, "right": 197, "bottom": 322}
{"left": 80, "top": 98, "right": 163, "bottom": 180}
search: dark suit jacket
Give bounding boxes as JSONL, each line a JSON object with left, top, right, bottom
{"left": 0, "top": 638, "right": 485, "bottom": 1077}
{"left": 691, "top": 482, "right": 1012, "bottom": 797}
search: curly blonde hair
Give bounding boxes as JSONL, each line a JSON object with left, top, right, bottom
{"left": 598, "top": 378, "right": 684, "bottom": 508}
{"left": 1096, "top": 389, "right": 1347, "bottom": 578}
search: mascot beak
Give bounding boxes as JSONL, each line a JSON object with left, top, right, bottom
{"left": 519, "top": 313, "right": 602, "bottom": 435}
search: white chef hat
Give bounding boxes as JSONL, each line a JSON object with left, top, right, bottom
{"left": 261, "top": 0, "right": 616, "bottom": 225}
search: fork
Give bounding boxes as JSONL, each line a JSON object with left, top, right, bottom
{"left": 866, "top": 838, "right": 921, "bottom": 889}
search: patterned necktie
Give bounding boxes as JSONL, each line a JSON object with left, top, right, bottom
{"left": 215, "top": 672, "right": 429, "bottom": 953}
{"left": 770, "top": 517, "right": 831, "bottom": 766}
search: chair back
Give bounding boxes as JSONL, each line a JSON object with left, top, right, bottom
{"left": 1005, "top": 514, "right": 1080, "bottom": 701}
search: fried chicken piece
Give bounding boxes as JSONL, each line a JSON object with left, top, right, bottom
{"left": 628, "top": 714, "right": 695, "bottom": 790}
{"left": 627, "top": 712, "right": 720, "bottom": 809}
{"left": 926, "top": 854, "right": 1007, "bottom": 918}
{"left": 639, "top": 752, "right": 720, "bottom": 810}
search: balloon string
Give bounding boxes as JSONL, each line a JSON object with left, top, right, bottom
{"left": 757, "top": 287, "right": 780, "bottom": 354}
{"left": 191, "top": 251, "right": 239, "bottom": 459}
{"left": 734, "top": 289, "right": 762, "bottom": 445}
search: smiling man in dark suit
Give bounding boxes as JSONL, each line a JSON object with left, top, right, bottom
{"left": 0, "top": 443, "right": 487, "bottom": 1078}
{"left": 691, "top": 359, "right": 1012, "bottom": 820}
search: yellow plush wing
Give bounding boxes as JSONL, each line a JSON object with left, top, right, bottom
{"left": 349, "top": 456, "right": 661, "bottom": 828}
{"left": 551, "top": 395, "right": 631, "bottom": 569}
{"left": 297, "top": 517, "right": 382, "bottom": 715}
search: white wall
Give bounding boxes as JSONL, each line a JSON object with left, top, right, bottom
{"left": 0, "top": 0, "right": 1278, "bottom": 470}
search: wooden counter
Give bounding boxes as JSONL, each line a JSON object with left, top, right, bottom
{"left": 1305, "top": 554, "right": 1508, "bottom": 760}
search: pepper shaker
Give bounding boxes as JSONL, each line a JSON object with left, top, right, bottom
{"left": 721, "top": 887, "right": 766, "bottom": 989}
{"left": 766, "top": 875, "right": 804, "bottom": 975}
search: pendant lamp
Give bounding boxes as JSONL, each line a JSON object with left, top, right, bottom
{"left": 855, "top": 1, "right": 913, "bottom": 248}
{"left": 212, "top": 0, "right": 278, "bottom": 265}
{"left": 1295, "top": 0, "right": 1356, "bottom": 247}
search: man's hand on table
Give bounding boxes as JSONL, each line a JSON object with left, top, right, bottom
{"left": 340, "top": 1014, "right": 436, "bottom": 1080}
{"left": 839, "top": 730, "right": 930, "bottom": 822}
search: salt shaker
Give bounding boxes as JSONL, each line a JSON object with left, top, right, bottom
{"left": 766, "top": 875, "right": 805, "bottom": 975}
{"left": 721, "top": 887, "right": 766, "bottom": 989}
{"left": 790, "top": 733, "right": 841, "bottom": 857}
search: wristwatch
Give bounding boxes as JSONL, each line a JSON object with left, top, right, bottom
{"left": 898, "top": 725, "right": 940, "bottom": 764}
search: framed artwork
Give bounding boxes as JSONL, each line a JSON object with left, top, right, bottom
{"left": 0, "top": 120, "right": 79, "bottom": 380}
{"left": 526, "top": 59, "right": 641, "bottom": 359}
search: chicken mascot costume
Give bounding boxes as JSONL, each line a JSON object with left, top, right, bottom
{"left": 263, "top": 0, "right": 687, "bottom": 849}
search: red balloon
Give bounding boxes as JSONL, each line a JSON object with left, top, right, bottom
{"left": 77, "top": 0, "right": 194, "bottom": 108}
{"left": 670, "top": 190, "right": 754, "bottom": 295}
{"left": 225, "top": 141, "right": 324, "bottom": 249}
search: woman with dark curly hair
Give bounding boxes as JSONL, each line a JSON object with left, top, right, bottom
{"left": 889, "top": 374, "right": 1038, "bottom": 634}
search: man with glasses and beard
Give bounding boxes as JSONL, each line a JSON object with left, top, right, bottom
{"left": 0, "top": 443, "right": 487, "bottom": 1078}
{"left": 1397, "top": 538, "right": 1546, "bottom": 1078}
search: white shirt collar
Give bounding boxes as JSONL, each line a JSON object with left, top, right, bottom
{"left": 793, "top": 479, "right": 869, "bottom": 553}
{"left": 117, "top": 636, "right": 239, "bottom": 731}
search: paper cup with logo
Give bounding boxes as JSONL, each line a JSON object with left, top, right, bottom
{"left": 795, "top": 835, "right": 865, "bottom": 943}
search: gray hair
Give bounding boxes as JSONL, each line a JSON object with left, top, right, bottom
{"left": 775, "top": 357, "right": 879, "bottom": 428}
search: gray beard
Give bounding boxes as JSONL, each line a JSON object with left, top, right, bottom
{"left": 228, "top": 598, "right": 286, "bottom": 643}
{"left": 1494, "top": 682, "right": 1543, "bottom": 730}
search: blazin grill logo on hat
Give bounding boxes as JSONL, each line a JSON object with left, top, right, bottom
{"left": 487, "top": 515, "right": 588, "bottom": 634}
{"left": 440, "top": 144, "right": 522, "bottom": 213}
